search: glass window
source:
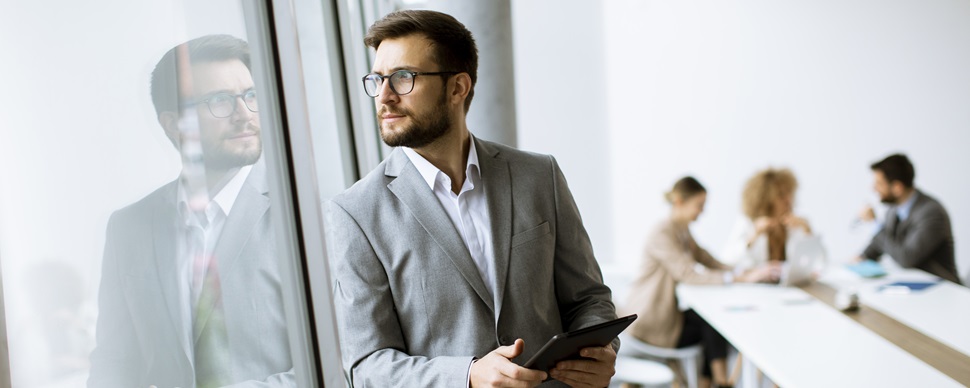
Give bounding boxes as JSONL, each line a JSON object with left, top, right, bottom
{"left": 0, "top": 1, "right": 346, "bottom": 386}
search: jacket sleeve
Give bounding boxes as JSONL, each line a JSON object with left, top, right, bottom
{"left": 87, "top": 213, "right": 141, "bottom": 388}
{"left": 867, "top": 206, "right": 948, "bottom": 268}
{"left": 548, "top": 156, "right": 620, "bottom": 349}
{"left": 693, "top": 236, "right": 732, "bottom": 272}
{"left": 650, "top": 230, "right": 725, "bottom": 285}
{"left": 328, "top": 202, "right": 473, "bottom": 388}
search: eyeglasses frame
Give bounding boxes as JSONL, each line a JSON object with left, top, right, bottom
{"left": 361, "top": 70, "right": 460, "bottom": 97}
{"left": 183, "top": 89, "right": 259, "bottom": 118}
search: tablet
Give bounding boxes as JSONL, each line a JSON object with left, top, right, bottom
{"left": 520, "top": 314, "right": 637, "bottom": 372}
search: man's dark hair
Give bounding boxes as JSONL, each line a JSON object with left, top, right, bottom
{"left": 871, "top": 153, "right": 915, "bottom": 188}
{"left": 364, "top": 10, "right": 478, "bottom": 112}
{"left": 150, "top": 34, "right": 251, "bottom": 117}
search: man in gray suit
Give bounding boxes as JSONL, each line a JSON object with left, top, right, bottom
{"left": 88, "top": 35, "right": 294, "bottom": 387}
{"left": 858, "top": 153, "right": 961, "bottom": 284}
{"left": 330, "top": 10, "right": 618, "bottom": 388}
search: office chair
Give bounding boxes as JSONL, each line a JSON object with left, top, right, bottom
{"left": 618, "top": 333, "right": 702, "bottom": 388}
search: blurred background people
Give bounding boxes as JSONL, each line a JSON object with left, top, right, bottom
{"left": 623, "top": 177, "right": 778, "bottom": 388}
{"left": 722, "top": 168, "right": 814, "bottom": 269}
{"left": 856, "top": 154, "right": 961, "bottom": 284}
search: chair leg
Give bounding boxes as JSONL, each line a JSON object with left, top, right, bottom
{"left": 740, "top": 356, "right": 758, "bottom": 388}
{"left": 729, "top": 353, "right": 743, "bottom": 386}
{"left": 667, "top": 359, "right": 687, "bottom": 388}
{"left": 682, "top": 356, "right": 699, "bottom": 388}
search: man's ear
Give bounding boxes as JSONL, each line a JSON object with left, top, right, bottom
{"left": 157, "top": 111, "right": 181, "bottom": 149}
{"left": 890, "top": 181, "right": 906, "bottom": 197}
{"left": 450, "top": 73, "right": 472, "bottom": 108}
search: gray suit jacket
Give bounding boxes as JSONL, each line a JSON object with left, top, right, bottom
{"left": 88, "top": 161, "right": 295, "bottom": 387}
{"left": 863, "top": 190, "right": 961, "bottom": 284}
{"left": 329, "top": 137, "right": 617, "bottom": 387}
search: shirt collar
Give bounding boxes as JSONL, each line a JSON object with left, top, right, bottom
{"left": 896, "top": 189, "right": 919, "bottom": 222}
{"left": 177, "top": 165, "right": 253, "bottom": 225}
{"left": 402, "top": 136, "right": 480, "bottom": 191}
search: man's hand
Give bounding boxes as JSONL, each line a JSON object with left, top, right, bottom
{"left": 859, "top": 205, "right": 876, "bottom": 222}
{"left": 549, "top": 344, "right": 616, "bottom": 388}
{"left": 470, "top": 339, "right": 547, "bottom": 388}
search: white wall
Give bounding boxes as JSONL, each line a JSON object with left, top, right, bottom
{"left": 513, "top": 0, "right": 970, "bottom": 287}
{"left": 512, "top": 0, "right": 614, "bottom": 263}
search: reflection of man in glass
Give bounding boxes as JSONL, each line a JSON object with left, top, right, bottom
{"left": 88, "top": 34, "right": 294, "bottom": 387}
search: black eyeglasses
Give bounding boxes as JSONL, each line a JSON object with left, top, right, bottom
{"left": 185, "top": 89, "right": 258, "bottom": 118}
{"left": 362, "top": 70, "right": 458, "bottom": 97}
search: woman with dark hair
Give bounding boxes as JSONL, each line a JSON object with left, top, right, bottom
{"left": 623, "top": 177, "right": 778, "bottom": 388}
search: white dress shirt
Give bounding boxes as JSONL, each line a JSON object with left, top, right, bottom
{"left": 403, "top": 140, "right": 495, "bottom": 387}
{"left": 175, "top": 165, "right": 252, "bottom": 349}
{"left": 402, "top": 139, "right": 496, "bottom": 299}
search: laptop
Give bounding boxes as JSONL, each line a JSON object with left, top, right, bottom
{"left": 780, "top": 236, "right": 827, "bottom": 287}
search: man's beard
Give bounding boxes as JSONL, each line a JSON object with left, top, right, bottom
{"left": 379, "top": 91, "right": 451, "bottom": 148}
{"left": 202, "top": 124, "right": 263, "bottom": 170}
{"left": 879, "top": 193, "right": 898, "bottom": 205}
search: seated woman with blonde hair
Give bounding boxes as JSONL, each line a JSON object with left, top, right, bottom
{"left": 722, "top": 168, "right": 814, "bottom": 269}
{"left": 624, "top": 177, "right": 778, "bottom": 388}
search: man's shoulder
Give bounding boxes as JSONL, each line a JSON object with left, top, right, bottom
{"left": 111, "top": 180, "right": 178, "bottom": 219}
{"left": 476, "top": 138, "right": 558, "bottom": 180}
{"left": 102, "top": 180, "right": 178, "bottom": 238}
{"left": 478, "top": 138, "right": 552, "bottom": 164}
{"left": 331, "top": 157, "right": 394, "bottom": 211}
{"left": 914, "top": 190, "right": 949, "bottom": 217}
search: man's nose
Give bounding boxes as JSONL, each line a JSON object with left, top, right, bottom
{"left": 377, "top": 79, "right": 400, "bottom": 105}
{"left": 231, "top": 95, "right": 256, "bottom": 122}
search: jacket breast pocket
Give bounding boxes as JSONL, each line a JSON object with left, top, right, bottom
{"left": 511, "top": 221, "right": 551, "bottom": 248}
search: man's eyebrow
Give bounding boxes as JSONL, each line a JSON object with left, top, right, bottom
{"left": 198, "top": 87, "right": 255, "bottom": 99}
{"left": 370, "top": 66, "right": 417, "bottom": 75}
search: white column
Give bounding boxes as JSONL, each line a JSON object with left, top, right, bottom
{"left": 418, "top": 0, "right": 518, "bottom": 147}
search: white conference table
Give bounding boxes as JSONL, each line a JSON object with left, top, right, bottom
{"left": 820, "top": 266, "right": 970, "bottom": 358}
{"left": 677, "top": 283, "right": 963, "bottom": 388}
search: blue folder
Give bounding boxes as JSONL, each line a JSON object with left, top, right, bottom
{"left": 879, "top": 280, "right": 940, "bottom": 293}
{"left": 846, "top": 260, "right": 887, "bottom": 278}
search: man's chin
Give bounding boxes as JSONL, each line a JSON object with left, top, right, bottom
{"left": 210, "top": 149, "right": 261, "bottom": 169}
{"left": 380, "top": 127, "right": 412, "bottom": 147}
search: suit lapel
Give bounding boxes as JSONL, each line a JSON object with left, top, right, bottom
{"left": 151, "top": 182, "right": 193, "bottom": 365}
{"left": 385, "top": 148, "right": 495, "bottom": 313}
{"left": 210, "top": 162, "right": 269, "bottom": 278}
{"left": 891, "top": 191, "right": 922, "bottom": 238}
{"left": 476, "top": 139, "right": 512, "bottom": 322}
{"left": 197, "top": 162, "right": 270, "bottom": 335}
